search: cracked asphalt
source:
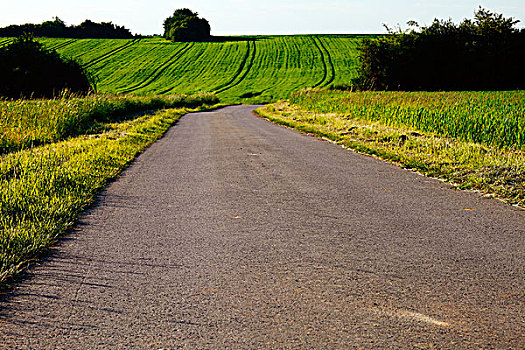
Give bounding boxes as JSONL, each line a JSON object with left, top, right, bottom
{"left": 1, "top": 105, "right": 524, "bottom": 349}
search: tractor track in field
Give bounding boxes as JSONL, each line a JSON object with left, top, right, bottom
{"left": 311, "top": 36, "right": 335, "bottom": 88}
{"left": 102, "top": 43, "right": 160, "bottom": 91}
{"left": 103, "top": 43, "right": 161, "bottom": 90}
{"left": 83, "top": 39, "right": 140, "bottom": 69}
{"left": 0, "top": 38, "right": 13, "bottom": 47}
{"left": 156, "top": 44, "right": 212, "bottom": 95}
{"left": 211, "top": 40, "right": 251, "bottom": 93}
{"left": 316, "top": 37, "right": 336, "bottom": 87}
{"left": 230, "top": 40, "right": 257, "bottom": 92}
{"left": 119, "top": 42, "right": 193, "bottom": 94}
{"left": 213, "top": 40, "right": 256, "bottom": 94}
{"left": 46, "top": 39, "right": 76, "bottom": 51}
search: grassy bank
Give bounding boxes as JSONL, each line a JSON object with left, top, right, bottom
{"left": 255, "top": 90, "right": 525, "bottom": 208}
{"left": 0, "top": 92, "right": 218, "bottom": 154}
{"left": 0, "top": 98, "right": 217, "bottom": 284}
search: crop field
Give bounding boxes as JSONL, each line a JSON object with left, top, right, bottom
{"left": 0, "top": 38, "right": 13, "bottom": 47}
{"left": 289, "top": 90, "right": 525, "bottom": 149}
{"left": 26, "top": 35, "right": 362, "bottom": 103}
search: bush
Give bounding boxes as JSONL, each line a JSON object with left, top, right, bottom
{"left": 163, "top": 8, "right": 211, "bottom": 42}
{"left": 355, "top": 7, "right": 525, "bottom": 91}
{"left": 0, "top": 35, "right": 95, "bottom": 99}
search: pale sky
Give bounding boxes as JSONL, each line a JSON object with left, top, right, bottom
{"left": 1, "top": 0, "right": 524, "bottom": 36}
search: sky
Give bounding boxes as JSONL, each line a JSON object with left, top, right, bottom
{"left": 1, "top": 0, "right": 524, "bottom": 36}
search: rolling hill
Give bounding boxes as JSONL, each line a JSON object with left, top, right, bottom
{"left": 0, "top": 35, "right": 362, "bottom": 103}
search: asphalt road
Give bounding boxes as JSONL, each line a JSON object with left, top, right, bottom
{"left": 1, "top": 105, "right": 524, "bottom": 349}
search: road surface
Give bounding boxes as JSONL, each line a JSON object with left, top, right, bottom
{"left": 1, "top": 105, "right": 524, "bottom": 349}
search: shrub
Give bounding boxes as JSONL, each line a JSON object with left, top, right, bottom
{"left": 163, "top": 8, "right": 211, "bottom": 42}
{"left": 0, "top": 35, "right": 95, "bottom": 99}
{"left": 355, "top": 7, "right": 525, "bottom": 91}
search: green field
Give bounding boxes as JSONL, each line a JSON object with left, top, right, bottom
{"left": 0, "top": 38, "right": 13, "bottom": 47}
{"left": 29, "top": 35, "right": 361, "bottom": 103}
{"left": 289, "top": 90, "right": 525, "bottom": 149}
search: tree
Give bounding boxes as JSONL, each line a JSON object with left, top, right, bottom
{"left": 40, "top": 17, "right": 67, "bottom": 37}
{"left": 163, "top": 8, "right": 210, "bottom": 42}
{"left": 0, "top": 35, "right": 95, "bottom": 98}
{"left": 354, "top": 7, "right": 525, "bottom": 91}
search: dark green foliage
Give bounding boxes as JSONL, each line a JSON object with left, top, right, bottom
{"left": 0, "top": 17, "right": 133, "bottom": 39}
{"left": 0, "top": 35, "right": 94, "bottom": 98}
{"left": 355, "top": 7, "right": 525, "bottom": 91}
{"left": 71, "top": 20, "right": 134, "bottom": 39}
{"left": 163, "top": 8, "right": 211, "bottom": 42}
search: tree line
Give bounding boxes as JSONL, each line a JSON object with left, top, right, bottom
{"left": 354, "top": 7, "right": 525, "bottom": 91}
{"left": 0, "top": 17, "right": 134, "bottom": 39}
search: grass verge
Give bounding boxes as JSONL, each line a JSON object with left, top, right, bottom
{"left": 255, "top": 101, "right": 525, "bottom": 208}
{"left": 0, "top": 103, "right": 216, "bottom": 284}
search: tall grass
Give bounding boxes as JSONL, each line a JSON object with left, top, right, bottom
{"left": 290, "top": 90, "right": 525, "bottom": 150}
{"left": 0, "top": 92, "right": 218, "bottom": 154}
